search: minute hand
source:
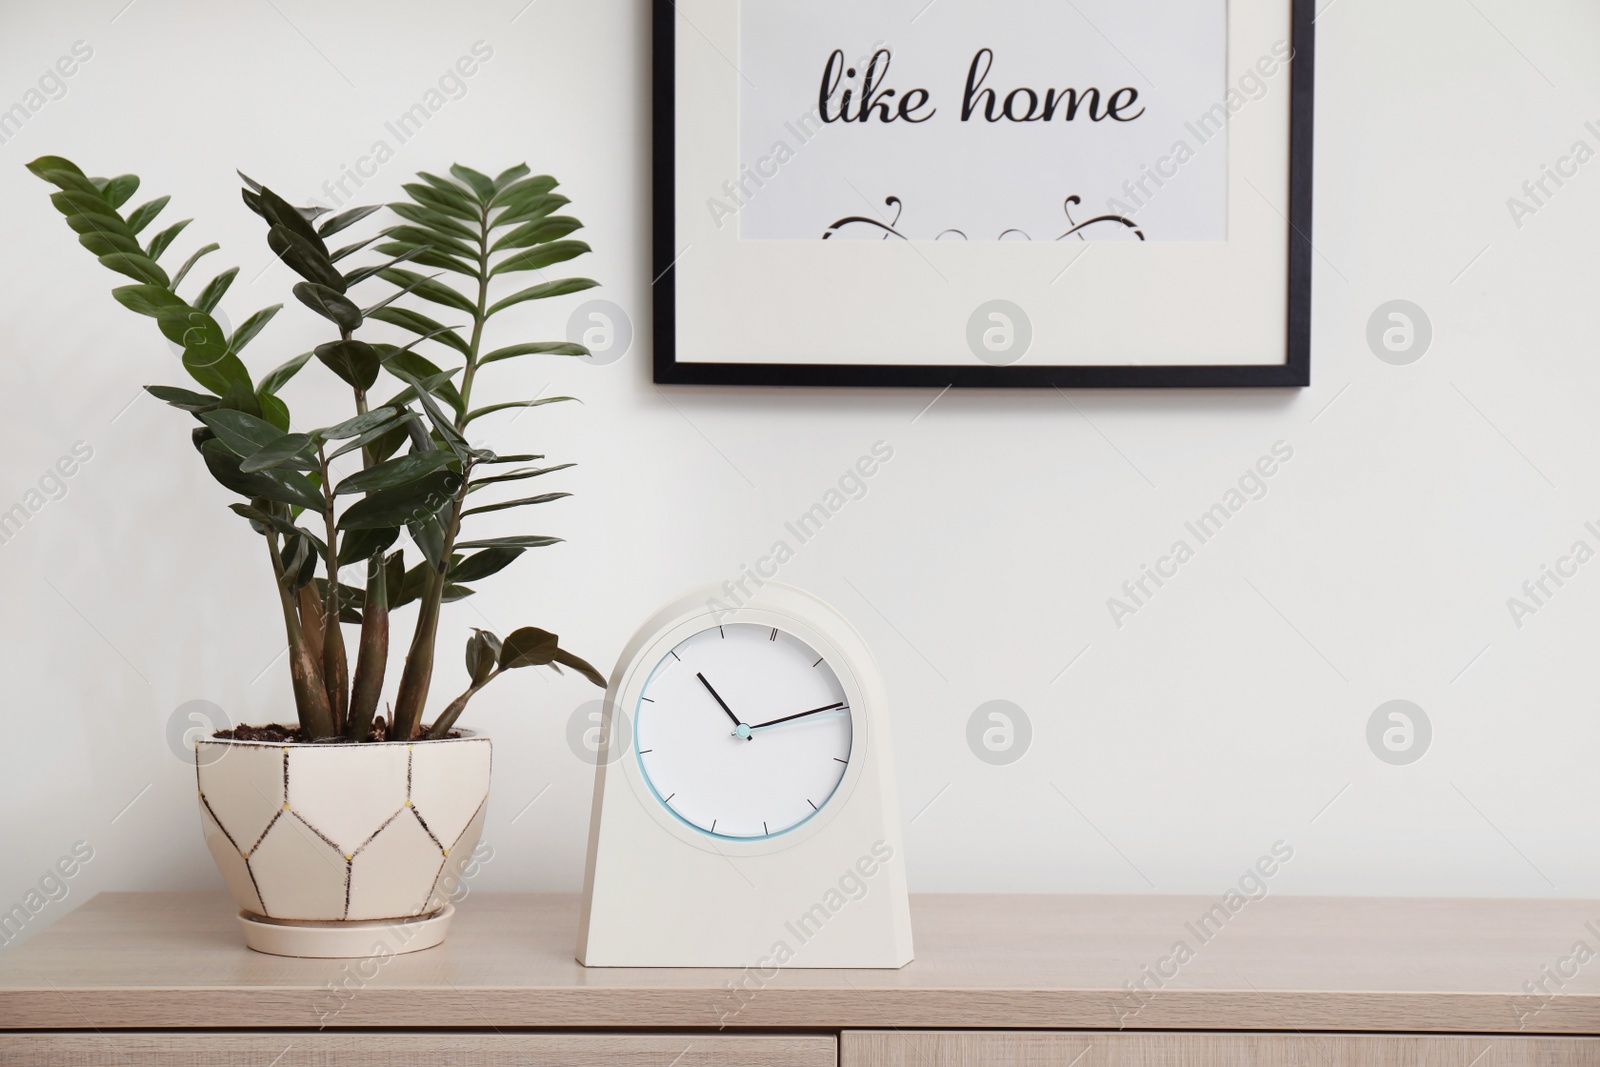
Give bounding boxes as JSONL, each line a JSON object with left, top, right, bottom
{"left": 750, "top": 701, "right": 847, "bottom": 731}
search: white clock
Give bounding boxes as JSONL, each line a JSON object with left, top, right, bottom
{"left": 577, "top": 583, "right": 913, "bottom": 969}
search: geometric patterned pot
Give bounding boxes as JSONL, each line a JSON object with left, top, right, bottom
{"left": 195, "top": 733, "right": 491, "bottom": 925}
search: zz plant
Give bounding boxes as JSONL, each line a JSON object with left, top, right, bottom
{"left": 30, "top": 156, "right": 606, "bottom": 741}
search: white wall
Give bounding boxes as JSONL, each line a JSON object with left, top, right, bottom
{"left": 3, "top": 0, "right": 1598, "bottom": 946}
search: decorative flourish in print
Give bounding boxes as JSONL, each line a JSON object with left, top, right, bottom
{"left": 1055, "top": 195, "right": 1144, "bottom": 242}
{"left": 821, "top": 194, "right": 1144, "bottom": 242}
{"left": 821, "top": 196, "right": 908, "bottom": 240}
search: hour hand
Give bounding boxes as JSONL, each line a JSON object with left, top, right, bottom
{"left": 696, "top": 672, "right": 745, "bottom": 731}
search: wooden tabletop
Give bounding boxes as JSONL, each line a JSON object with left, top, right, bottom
{"left": 2, "top": 892, "right": 1598, "bottom": 1033}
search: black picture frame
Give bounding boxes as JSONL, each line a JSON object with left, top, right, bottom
{"left": 653, "top": 1, "right": 1315, "bottom": 389}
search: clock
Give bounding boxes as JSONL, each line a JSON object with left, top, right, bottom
{"left": 577, "top": 583, "right": 913, "bottom": 969}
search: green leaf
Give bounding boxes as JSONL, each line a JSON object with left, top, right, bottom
{"left": 464, "top": 397, "right": 576, "bottom": 425}
{"left": 146, "top": 385, "right": 220, "bottom": 413}
{"left": 100, "top": 174, "right": 140, "bottom": 210}
{"left": 490, "top": 240, "right": 590, "bottom": 277}
{"left": 230, "top": 304, "right": 284, "bottom": 354}
{"left": 112, "top": 284, "right": 185, "bottom": 318}
{"left": 386, "top": 224, "right": 479, "bottom": 262}
{"left": 257, "top": 391, "right": 290, "bottom": 431}
{"left": 269, "top": 225, "right": 345, "bottom": 292}
{"left": 486, "top": 277, "right": 598, "bottom": 317}
{"left": 228, "top": 504, "right": 328, "bottom": 558}
{"left": 168, "top": 240, "right": 217, "bottom": 289}
{"left": 377, "top": 267, "right": 477, "bottom": 315}
{"left": 460, "top": 492, "right": 570, "bottom": 519}
{"left": 329, "top": 229, "right": 396, "bottom": 263}
{"left": 368, "top": 306, "right": 470, "bottom": 357}
{"left": 240, "top": 433, "right": 316, "bottom": 473}
{"left": 156, "top": 305, "right": 228, "bottom": 360}
{"left": 49, "top": 189, "right": 113, "bottom": 219}
{"left": 77, "top": 231, "right": 142, "bottom": 257}
{"left": 125, "top": 196, "right": 170, "bottom": 235}
{"left": 442, "top": 584, "right": 475, "bottom": 603}
{"left": 340, "top": 470, "right": 457, "bottom": 531}
{"left": 60, "top": 213, "right": 130, "bottom": 244}
{"left": 254, "top": 185, "right": 327, "bottom": 254}
{"left": 465, "top": 628, "right": 502, "bottom": 686}
{"left": 343, "top": 246, "right": 426, "bottom": 289}
{"left": 314, "top": 339, "right": 381, "bottom": 391}
{"left": 449, "top": 164, "right": 497, "bottom": 204}
{"left": 43, "top": 171, "right": 106, "bottom": 200}
{"left": 389, "top": 202, "right": 479, "bottom": 242}
{"left": 455, "top": 535, "right": 562, "bottom": 551}
{"left": 410, "top": 512, "right": 449, "bottom": 568}
{"left": 334, "top": 450, "right": 459, "bottom": 496}
{"left": 375, "top": 240, "right": 480, "bottom": 281}
{"left": 494, "top": 191, "right": 570, "bottom": 229}
{"left": 184, "top": 351, "right": 257, "bottom": 405}
{"left": 390, "top": 559, "right": 430, "bottom": 609}
{"left": 449, "top": 546, "right": 525, "bottom": 583}
{"left": 374, "top": 347, "right": 464, "bottom": 415}
{"left": 200, "top": 439, "right": 323, "bottom": 511}
{"left": 317, "top": 204, "right": 381, "bottom": 238}
{"left": 406, "top": 177, "right": 480, "bottom": 220}
{"left": 480, "top": 341, "right": 589, "bottom": 365}
{"left": 553, "top": 647, "right": 607, "bottom": 688}
{"left": 490, "top": 215, "right": 583, "bottom": 254}
{"left": 469, "top": 463, "right": 574, "bottom": 490}
{"left": 327, "top": 412, "right": 416, "bottom": 461}
{"left": 145, "top": 219, "right": 192, "bottom": 261}
{"left": 97, "top": 252, "right": 170, "bottom": 287}
{"left": 26, "top": 155, "right": 88, "bottom": 182}
{"left": 490, "top": 175, "right": 559, "bottom": 210}
{"left": 319, "top": 405, "right": 405, "bottom": 442}
{"left": 385, "top": 366, "right": 468, "bottom": 452}
{"left": 259, "top": 349, "right": 312, "bottom": 395}
{"left": 492, "top": 164, "right": 531, "bottom": 192}
{"left": 195, "top": 267, "right": 239, "bottom": 313}
{"left": 294, "top": 282, "right": 363, "bottom": 331}
{"left": 200, "top": 408, "right": 287, "bottom": 457}
{"left": 336, "top": 525, "right": 400, "bottom": 568}
{"left": 499, "top": 627, "right": 559, "bottom": 669}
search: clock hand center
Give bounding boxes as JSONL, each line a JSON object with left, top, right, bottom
{"left": 696, "top": 672, "right": 753, "bottom": 738}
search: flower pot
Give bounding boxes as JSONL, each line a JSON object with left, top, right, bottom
{"left": 194, "top": 732, "right": 491, "bottom": 958}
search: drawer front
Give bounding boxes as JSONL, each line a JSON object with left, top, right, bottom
{"left": 0, "top": 1032, "right": 835, "bottom": 1067}
{"left": 842, "top": 1031, "right": 1600, "bottom": 1067}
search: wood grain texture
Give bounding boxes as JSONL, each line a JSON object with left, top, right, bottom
{"left": 0, "top": 1032, "right": 835, "bottom": 1067}
{"left": 841, "top": 1032, "right": 1600, "bottom": 1067}
{"left": 1, "top": 892, "right": 1598, "bottom": 1032}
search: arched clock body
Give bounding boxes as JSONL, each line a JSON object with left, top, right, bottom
{"left": 577, "top": 584, "right": 913, "bottom": 968}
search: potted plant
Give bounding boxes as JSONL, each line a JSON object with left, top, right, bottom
{"left": 29, "top": 156, "right": 607, "bottom": 957}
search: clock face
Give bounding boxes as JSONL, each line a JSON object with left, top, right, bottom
{"left": 633, "top": 622, "right": 853, "bottom": 840}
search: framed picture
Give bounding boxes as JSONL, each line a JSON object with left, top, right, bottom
{"left": 653, "top": 0, "right": 1314, "bottom": 388}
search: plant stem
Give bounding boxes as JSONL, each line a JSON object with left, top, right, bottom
{"left": 390, "top": 204, "right": 493, "bottom": 739}
{"left": 345, "top": 385, "right": 389, "bottom": 740}
{"left": 426, "top": 668, "right": 500, "bottom": 739}
{"left": 346, "top": 552, "right": 389, "bottom": 740}
{"left": 318, "top": 445, "right": 348, "bottom": 734}
{"left": 267, "top": 532, "right": 335, "bottom": 738}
